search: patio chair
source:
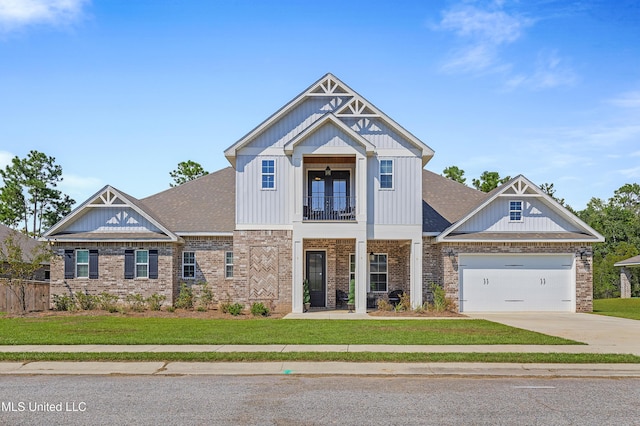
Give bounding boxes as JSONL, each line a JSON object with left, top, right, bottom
{"left": 387, "top": 289, "right": 404, "bottom": 307}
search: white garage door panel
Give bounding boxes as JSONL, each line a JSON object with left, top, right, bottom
{"left": 459, "top": 255, "right": 573, "bottom": 312}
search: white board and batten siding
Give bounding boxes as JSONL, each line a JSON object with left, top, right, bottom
{"left": 458, "top": 254, "right": 575, "bottom": 312}
{"left": 456, "top": 198, "right": 582, "bottom": 233}
{"left": 65, "top": 207, "right": 163, "bottom": 233}
{"left": 250, "top": 97, "right": 350, "bottom": 149}
{"left": 367, "top": 156, "right": 422, "bottom": 226}
{"left": 235, "top": 155, "right": 292, "bottom": 226}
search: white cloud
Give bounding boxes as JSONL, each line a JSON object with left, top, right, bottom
{"left": 0, "top": 150, "right": 14, "bottom": 169}
{"left": 58, "top": 173, "right": 103, "bottom": 204}
{"left": 0, "top": 0, "right": 89, "bottom": 33}
{"left": 435, "top": 2, "right": 532, "bottom": 74}
{"left": 608, "top": 91, "right": 640, "bottom": 108}
{"left": 619, "top": 166, "right": 640, "bottom": 178}
{"left": 434, "top": 3, "right": 577, "bottom": 90}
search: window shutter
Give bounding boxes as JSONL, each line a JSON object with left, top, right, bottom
{"left": 149, "top": 250, "right": 158, "bottom": 279}
{"left": 89, "top": 250, "right": 99, "bottom": 279}
{"left": 124, "top": 250, "right": 134, "bottom": 279}
{"left": 64, "top": 250, "right": 74, "bottom": 279}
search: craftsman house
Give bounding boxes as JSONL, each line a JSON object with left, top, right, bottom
{"left": 42, "top": 74, "right": 604, "bottom": 313}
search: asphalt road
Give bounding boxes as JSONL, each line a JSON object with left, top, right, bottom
{"left": 1, "top": 375, "right": 639, "bottom": 425}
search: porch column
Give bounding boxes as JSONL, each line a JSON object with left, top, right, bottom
{"left": 621, "top": 267, "right": 632, "bottom": 299}
{"left": 410, "top": 238, "right": 423, "bottom": 309}
{"left": 355, "top": 239, "right": 368, "bottom": 313}
{"left": 292, "top": 239, "right": 304, "bottom": 313}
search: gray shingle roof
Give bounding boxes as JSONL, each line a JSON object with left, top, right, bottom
{"left": 614, "top": 255, "right": 640, "bottom": 267}
{"left": 421, "top": 170, "right": 488, "bottom": 233}
{"left": 0, "top": 224, "right": 49, "bottom": 263}
{"left": 141, "top": 167, "right": 236, "bottom": 234}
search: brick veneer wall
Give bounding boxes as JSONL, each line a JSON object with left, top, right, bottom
{"left": 179, "top": 237, "right": 233, "bottom": 303}
{"left": 49, "top": 242, "right": 178, "bottom": 307}
{"left": 232, "top": 230, "right": 292, "bottom": 312}
{"left": 440, "top": 243, "right": 593, "bottom": 313}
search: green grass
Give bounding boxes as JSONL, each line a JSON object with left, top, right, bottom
{"left": 0, "top": 351, "right": 636, "bottom": 363}
{"left": 0, "top": 316, "right": 579, "bottom": 345}
{"left": 593, "top": 298, "right": 640, "bottom": 320}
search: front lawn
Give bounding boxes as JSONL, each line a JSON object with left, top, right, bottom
{"left": 593, "top": 298, "right": 640, "bottom": 320}
{"left": 0, "top": 316, "right": 578, "bottom": 345}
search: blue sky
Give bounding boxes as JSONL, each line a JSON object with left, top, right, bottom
{"left": 0, "top": 0, "right": 639, "bottom": 211}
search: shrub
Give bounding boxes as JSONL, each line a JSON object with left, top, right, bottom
{"left": 75, "top": 292, "right": 96, "bottom": 310}
{"left": 166, "top": 306, "right": 176, "bottom": 313}
{"left": 174, "top": 282, "right": 194, "bottom": 310}
{"left": 219, "top": 301, "right": 231, "bottom": 314}
{"left": 250, "top": 302, "right": 270, "bottom": 317}
{"left": 227, "top": 302, "right": 244, "bottom": 316}
{"left": 431, "top": 283, "right": 455, "bottom": 312}
{"left": 377, "top": 299, "right": 392, "bottom": 311}
{"left": 126, "top": 293, "right": 147, "bottom": 312}
{"left": 52, "top": 294, "right": 75, "bottom": 311}
{"left": 395, "top": 292, "right": 411, "bottom": 312}
{"left": 96, "top": 292, "right": 119, "bottom": 313}
{"left": 147, "top": 293, "right": 166, "bottom": 311}
{"left": 197, "top": 282, "right": 214, "bottom": 310}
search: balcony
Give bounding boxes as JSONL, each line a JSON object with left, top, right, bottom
{"left": 303, "top": 196, "right": 356, "bottom": 221}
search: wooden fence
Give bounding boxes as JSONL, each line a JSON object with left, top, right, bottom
{"left": 0, "top": 279, "right": 50, "bottom": 313}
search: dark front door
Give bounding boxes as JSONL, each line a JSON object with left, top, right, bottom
{"left": 306, "top": 251, "right": 326, "bottom": 308}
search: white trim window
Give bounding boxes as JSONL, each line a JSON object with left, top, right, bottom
{"left": 369, "top": 253, "right": 388, "bottom": 292}
{"left": 509, "top": 200, "right": 523, "bottom": 222}
{"left": 76, "top": 249, "right": 89, "bottom": 278}
{"left": 182, "top": 251, "right": 195, "bottom": 279}
{"left": 380, "top": 160, "right": 393, "bottom": 189}
{"left": 225, "top": 251, "right": 234, "bottom": 278}
{"left": 135, "top": 250, "right": 149, "bottom": 278}
{"left": 261, "top": 159, "right": 276, "bottom": 189}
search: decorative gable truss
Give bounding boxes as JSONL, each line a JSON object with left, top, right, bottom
{"left": 42, "top": 185, "right": 181, "bottom": 242}
{"left": 436, "top": 175, "right": 605, "bottom": 243}
{"left": 224, "top": 73, "right": 434, "bottom": 166}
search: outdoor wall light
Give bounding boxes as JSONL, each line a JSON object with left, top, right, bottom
{"left": 447, "top": 249, "right": 455, "bottom": 258}
{"left": 578, "top": 249, "right": 587, "bottom": 260}
{"left": 325, "top": 166, "right": 332, "bottom": 176}
{"left": 369, "top": 252, "right": 375, "bottom": 262}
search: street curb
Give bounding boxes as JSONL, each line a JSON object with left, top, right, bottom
{"left": 2, "top": 361, "right": 640, "bottom": 377}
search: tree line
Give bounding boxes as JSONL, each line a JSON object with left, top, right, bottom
{"left": 442, "top": 166, "right": 640, "bottom": 298}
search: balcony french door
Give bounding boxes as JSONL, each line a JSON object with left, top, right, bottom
{"left": 306, "top": 171, "right": 352, "bottom": 221}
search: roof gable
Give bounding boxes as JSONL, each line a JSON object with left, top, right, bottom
{"left": 283, "top": 114, "right": 375, "bottom": 156}
{"left": 225, "top": 73, "right": 434, "bottom": 166}
{"left": 436, "top": 175, "right": 605, "bottom": 242}
{"left": 42, "top": 186, "right": 180, "bottom": 242}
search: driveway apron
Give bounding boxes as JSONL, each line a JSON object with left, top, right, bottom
{"left": 467, "top": 312, "right": 640, "bottom": 355}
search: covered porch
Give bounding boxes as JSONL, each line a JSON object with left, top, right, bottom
{"left": 292, "top": 238, "right": 423, "bottom": 313}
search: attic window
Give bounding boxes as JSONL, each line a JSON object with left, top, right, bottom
{"left": 509, "top": 200, "right": 523, "bottom": 222}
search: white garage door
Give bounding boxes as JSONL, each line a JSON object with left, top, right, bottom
{"left": 459, "top": 254, "right": 574, "bottom": 312}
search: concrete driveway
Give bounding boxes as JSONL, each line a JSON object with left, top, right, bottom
{"left": 467, "top": 312, "right": 640, "bottom": 355}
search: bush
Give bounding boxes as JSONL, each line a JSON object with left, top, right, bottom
{"left": 126, "top": 293, "right": 147, "bottom": 312}
{"left": 377, "top": 299, "right": 392, "bottom": 311}
{"left": 147, "top": 293, "right": 166, "bottom": 311}
{"left": 96, "top": 292, "right": 119, "bottom": 313}
{"left": 75, "top": 292, "right": 96, "bottom": 310}
{"left": 174, "top": 282, "right": 194, "bottom": 310}
{"left": 227, "top": 302, "right": 244, "bottom": 316}
{"left": 197, "top": 282, "right": 214, "bottom": 310}
{"left": 394, "top": 292, "right": 411, "bottom": 312}
{"left": 431, "top": 283, "right": 455, "bottom": 312}
{"left": 166, "top": 306, "right": 176, "bottom": 313}
{"left": 53, "top": 294, "right": 75, "bottom": 311}
{"left": 250, "top": 302, "right": 270, "bottom": 317}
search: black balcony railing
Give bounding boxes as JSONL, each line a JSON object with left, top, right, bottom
{"left": 303, "top": 196, "right": 356, "bottom": 221}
